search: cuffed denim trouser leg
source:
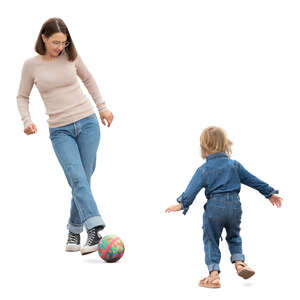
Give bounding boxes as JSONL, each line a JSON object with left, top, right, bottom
{"left": 203, "top": 204, "right": 224, "bottom": 273}
{"left": 203, "top": 193, "right": 245, "bottom": 273}
{"left": 224, "top": 198, "right": 245, "bottom": 264}
{"left": 49, "top": 113, "right": 105, "bottom": 233}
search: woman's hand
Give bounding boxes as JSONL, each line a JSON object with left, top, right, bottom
{"left": 269, "top": 194, "right": 283, "bottom": 208}
{"left": 24, "top": 123, "right": 37, "bottom": 135}
{"left": 100, "top": 109, "right": 114, "bottom": 127}
{"left": 165, "top": 203, "right": 182, "bottom": 213}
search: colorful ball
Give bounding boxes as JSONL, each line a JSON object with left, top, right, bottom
{"left": 98, "top": 234, "right": 125, "bottom": 263}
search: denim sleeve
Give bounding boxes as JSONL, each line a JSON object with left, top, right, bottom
{"left": 235, "top": 160, "right": 279, "bottom": 198}
{"left": 176, "top": 167, "right": 206, "bottom": 215}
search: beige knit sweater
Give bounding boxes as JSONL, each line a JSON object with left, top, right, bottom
{"left": 16, "top": 50, "right": 107, "bottom": 128}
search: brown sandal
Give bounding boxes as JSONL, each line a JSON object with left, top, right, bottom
{"left": 235, "top": 262, "right": 255, "bottom": 279}
{"left": 198, "top": 274, "right": 221, "bottom": 288}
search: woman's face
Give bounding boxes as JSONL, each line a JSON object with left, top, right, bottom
{"left": 42, "top": 32, "right": 68, "bottom": 57}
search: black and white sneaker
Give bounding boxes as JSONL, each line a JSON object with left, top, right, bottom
{"left": 80, "top": 226, "right": 103, "bottom": 255}
{"left": 66, "top": 231, "right": 81, "bottom": 252}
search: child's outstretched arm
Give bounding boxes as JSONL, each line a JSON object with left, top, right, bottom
{"left": 165, "top": 166, "right": 206, "bottom": 215}
{"left": 235, "top": 160, "right": 282, "bottom": 206}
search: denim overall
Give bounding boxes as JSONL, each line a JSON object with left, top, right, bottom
{"left": 177, "top": 152, "right": 278, "bottom": 273}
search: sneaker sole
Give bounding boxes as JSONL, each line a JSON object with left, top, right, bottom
{"left": 66, "top": 244, "right": 81, "bottom": 252}
{"left": 80, "top": 244, "right": 98, "bottom": 255}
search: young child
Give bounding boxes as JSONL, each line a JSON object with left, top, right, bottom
{"left": 165, "top": 126, "right": 283, "bottom": 288}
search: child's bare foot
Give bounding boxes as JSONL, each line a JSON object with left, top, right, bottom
{"left": 235, "top": 261, "right": 255, "bottom": 279}
{"left": 199, "top": 270, "right": 221, "bottom": 288}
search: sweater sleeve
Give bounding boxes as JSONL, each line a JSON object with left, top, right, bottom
{"left": 75, "top": 54, "right": 108, "bottom": 113}
{"left": 16, "top": 60, "right": 34, "bottom": 128}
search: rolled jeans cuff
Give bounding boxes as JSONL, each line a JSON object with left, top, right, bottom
{"left": 207, "top": 264, "right": 220, "bottom": 273}
{"left": 231, "top": 253, "right": 245, "bottom": 263}
{"left": 84, "top": 215, "right": 105, "bottom": 231}
{"left": 67, "top": 223, "right": 84, "bottom": 234}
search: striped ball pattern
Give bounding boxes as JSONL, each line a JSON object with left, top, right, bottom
{"left": 98, "top": 235, "right": 125, "bottom": 262}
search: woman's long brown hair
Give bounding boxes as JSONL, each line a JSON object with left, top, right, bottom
{"left": 35, "top": 17, "right": 78, "bottom": 61}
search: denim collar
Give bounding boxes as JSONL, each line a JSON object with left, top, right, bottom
{"left": 206, "top": 152, "right": 228, "bottom": 161}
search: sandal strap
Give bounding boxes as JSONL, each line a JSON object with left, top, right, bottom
{"left": 235, "top": 261, "right": 247, "bottom": 267}
{"left": 209, "top": 275, "right": 220, "bottom": 282}
{"left": 201, "top": 275, "right": 220, "bottom": 283}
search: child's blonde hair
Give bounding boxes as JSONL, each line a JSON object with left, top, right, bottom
{"left": 200, "top": 126, "right": 233, "bottom": 159}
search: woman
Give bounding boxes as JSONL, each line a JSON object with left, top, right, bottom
{"left": 16, "top": 17, "right": 114, "bottom": 255}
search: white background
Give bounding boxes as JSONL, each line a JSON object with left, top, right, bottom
{"left": 1, "top": 0, "right": 299, "bottom": 299}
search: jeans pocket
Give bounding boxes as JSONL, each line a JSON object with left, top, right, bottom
{"left": 49, "top": 128, "right": 54, "bottom": 140}
{"left": 86, "top": 113, "right": 97, "bottom": 120}
{"left": 206, "top": 204, "right": 225, "bottom": 223}
{"left": 85, "top": 114, "right": 99, "bottom": 126}
{"left": 49, "top": 127, "right": 65, "bottom": 141}
{"left": 49, "top": 128, "right": 59, "bottom": 140}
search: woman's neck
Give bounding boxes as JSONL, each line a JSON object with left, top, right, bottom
{"left": 41, "top": 52, "right": 62, "bottom": 61}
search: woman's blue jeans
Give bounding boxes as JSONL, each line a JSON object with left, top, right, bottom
{"left": 203, "top": 192, "right": 245, "bottom": 273}
{"left": 49, "top": 113, "right": 105, "bottom": 233}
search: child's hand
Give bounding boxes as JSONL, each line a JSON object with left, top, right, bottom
{"left": 268, "top": 194, "right": 283, "bottom": 208}
{"left": 165, "top": 203, "right": 182, "bottom": 213}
